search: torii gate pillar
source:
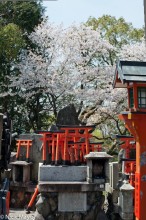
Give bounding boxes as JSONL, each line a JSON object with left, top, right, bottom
{"left": 114, "top": 60, "right": 146, "bottom": 220}
{"left": 119, "top": 113, "right": 146, "bottom": 220}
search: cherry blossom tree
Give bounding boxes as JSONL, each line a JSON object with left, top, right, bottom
{"left": 83, "top": 39, "right": 146, "bottom": 145}
{"left": 119, "top": 39, "right": 146, "bottom": 61}
{"left": 7, "top": 20, "right": 145, "bottom": 141}
{"left": 91, "top": 39, "right": 146, "bottom": 140}
{"left": 8, "top": 21, "right": 116, "bottom": 130}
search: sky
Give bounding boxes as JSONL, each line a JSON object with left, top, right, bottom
{"left": 43, "top": 0, "right": 144, "bottom": 28}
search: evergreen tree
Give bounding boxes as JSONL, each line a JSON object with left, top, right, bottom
{"left": 0, "top": 1, "right": 45, "bottom": 131}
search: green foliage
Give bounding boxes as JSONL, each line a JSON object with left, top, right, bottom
{"left": 0, "top": 23, "right": 25, "bottom": 62}
{"left": 86, "top": 15, "right": 144, "bottom": 47}
{"left": 92, "top": 129, "right": 103, "bottom": 139}
{"left": 0, "top": 1, "right": 45, "bottom": 131}
{"left": 0, "top": 23, "right": 24, "bottom": 99}
{"left": 0, "top": 1, "right": 44, "bottom": 32}
{"left": 86, "top": 15, "right": 144, "bottom": 65}
{"left": 0, "top": 0, "right": 45, "bottom": 63}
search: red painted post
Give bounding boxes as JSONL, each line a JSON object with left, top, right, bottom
{"left": 16, "top": 140, "right": 21, "bottom": 160}
{"left": 63, "top": 128, "right": 69, "bottom": 164}
{"left": 119, "top": 113, "right": 146, "bottom": 220}
{"left": 114, "top": 60, "right": 146, "bottom": 220}
{"left": 16, "top": 140, "right": 32, "bottom": 162}
{"left": 85, "top": 129, "right": 90, "bottom": 155}
{"left": 42, "top": 134, "right": 47, "bottom": 164}
{"left": 26, "top": 185, "right": 39, "bottom": 213}
{"left": 51, "top": 135, "right": 55, "bottom": 164}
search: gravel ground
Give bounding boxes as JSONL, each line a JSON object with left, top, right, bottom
{"left": 7, "top": 209, "right": 35, "bottom": 220}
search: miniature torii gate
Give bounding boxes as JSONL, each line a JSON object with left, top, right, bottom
{"left": 114, "top": 60, "right": 146, "bottom": 220}
{"left": 115, "top": 135, "right": 136, "bottom": 187}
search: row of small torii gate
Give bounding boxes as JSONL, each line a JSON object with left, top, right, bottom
{"left": 14, "top": 60, "right": 146, "bottom": 220}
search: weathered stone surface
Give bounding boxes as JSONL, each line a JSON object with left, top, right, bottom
{"left": 111, "top": 162, "right": 119, "bottom": 189}
{"left": 19, "top": 134, "right": 43, "bottom": 181}
{"left": 56, "top": 104, "right": 79, "bottom": 125}
{"left": 88, "top": 195, "right": 104, "bottom": 219}
{"left": 47, "top": 214, "right": 56, "bottom": 220}
{"left": 35, "top": 210, "right": 45, "bottom": 220}
{"left": 36, "top": 195, "right": 51, "bottom": 218}
{"left": 84, "top": 208, "right": 95, "bottom": 220}
{"left": 87, "top": 192, "right": 102, "bottom": 206}
{"left": 58, "top": 213, "right": 73, "bottom": 220}
{"left": 39, "top": 181, "right": 105, "bottom": 193}
{"left": 88, "top": 192, "right": 103, "bottom": 208}
{"left": 96, "top": 210, "right": 109, "bottom": 220}
{"left": 72, "top": 213, "right": 82, "bottom": 220}
{"left": 119, "top": 211, "right": 133, "bottom": 219}
{"left": 48, "top": 197, "right": 57, "bottom": 212}
{"left": 58, "top": 192, "right": 87, "bottom": 212}
{"left": 87, "top": 160, "right": 92, "bottom": 181}
{"left": 100, "top": 195, "right": 105, "bottom": 209}
{"left": 119, "top": 181, "right": 134, "bottom": 219}
{"left": 85, "top": 152, "right": 112, "bottom": 160}
{"left": 109, "top": 213, "right": 122, "bottom": 220}
{"left": 39, "top": 165, "right": 87, "bottom": 182}
{"left": 112, "top": 190, "right": 119, "bottom": 204}
{"left": 3, "top": 169, "right": 11, "bottom": 179}
{"left": 85, "top": 152, "right": 112, "bottom": 184}
{"left": 35, "top": 189, "right": 108, "bottom": 220}
{"left": 11, "top": 161, "right": 32, "bottom": 183}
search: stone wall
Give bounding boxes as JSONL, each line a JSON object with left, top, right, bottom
{"left": 35, "top": 192, "right": 108, "bottom": 220}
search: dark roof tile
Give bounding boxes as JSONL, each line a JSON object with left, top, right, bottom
{"left": 114, "top": 60, "right": 146, "bottom": 88}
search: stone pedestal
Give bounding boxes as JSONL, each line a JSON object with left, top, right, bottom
{"left": 39, "top": 164, "right": 87, "bottom": 182}
{"left": 58, "top": 192, "right": 87, "bottom": 212}
{"left": 35, "top": 190, "right": 105, "bottom": 220}
{"left": 36, "top": 151, "right": 113, "bottom": 220}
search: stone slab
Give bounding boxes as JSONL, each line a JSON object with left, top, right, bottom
{"left": 38, "top": 164, "right": 87, "bottom": 182}
{"left": 10, "top": 152, "right": 17, "bottom": 162}
{"left": 85, "top": 152, "right": 113, "bottom": 159}
{"left": 58, "top": 192, "right": 87, "bottom": 212}
{"left": 111, "top": 162, "right": 119, "bottom": 189}
{"left": 10, "top": 182, "right": 36, "bottom": 192}
{"left": 10, "top": 161, "right": 33, "bottom": 166}
{"left": 119, "top": 210, "right": 134, "bottom": 220}
{"left": 38, "top": 181, "right": 105, "bottom": 192}
{"left": 93, "top": 178, "right": 105, "bottom": 184}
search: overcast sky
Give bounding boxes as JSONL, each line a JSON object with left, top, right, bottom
{"left": 43, "top": 0, "right": 144, "bottom": 28}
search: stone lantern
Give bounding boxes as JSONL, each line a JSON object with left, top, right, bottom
{"left": 85, "top": 152, "right": 112, "bottom": 184}
{"left": 114, "top": 60, "right": 146, "bottom": 112}
{"left": 114, "top": 60, "right": 146, "bottom": 220}
{"left": 119, "top": 179, "right": 134, "bottom": 220}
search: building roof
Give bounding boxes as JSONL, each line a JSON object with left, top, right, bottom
{"left": 113, "top": 60, "right": 146, "bottom": 88}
